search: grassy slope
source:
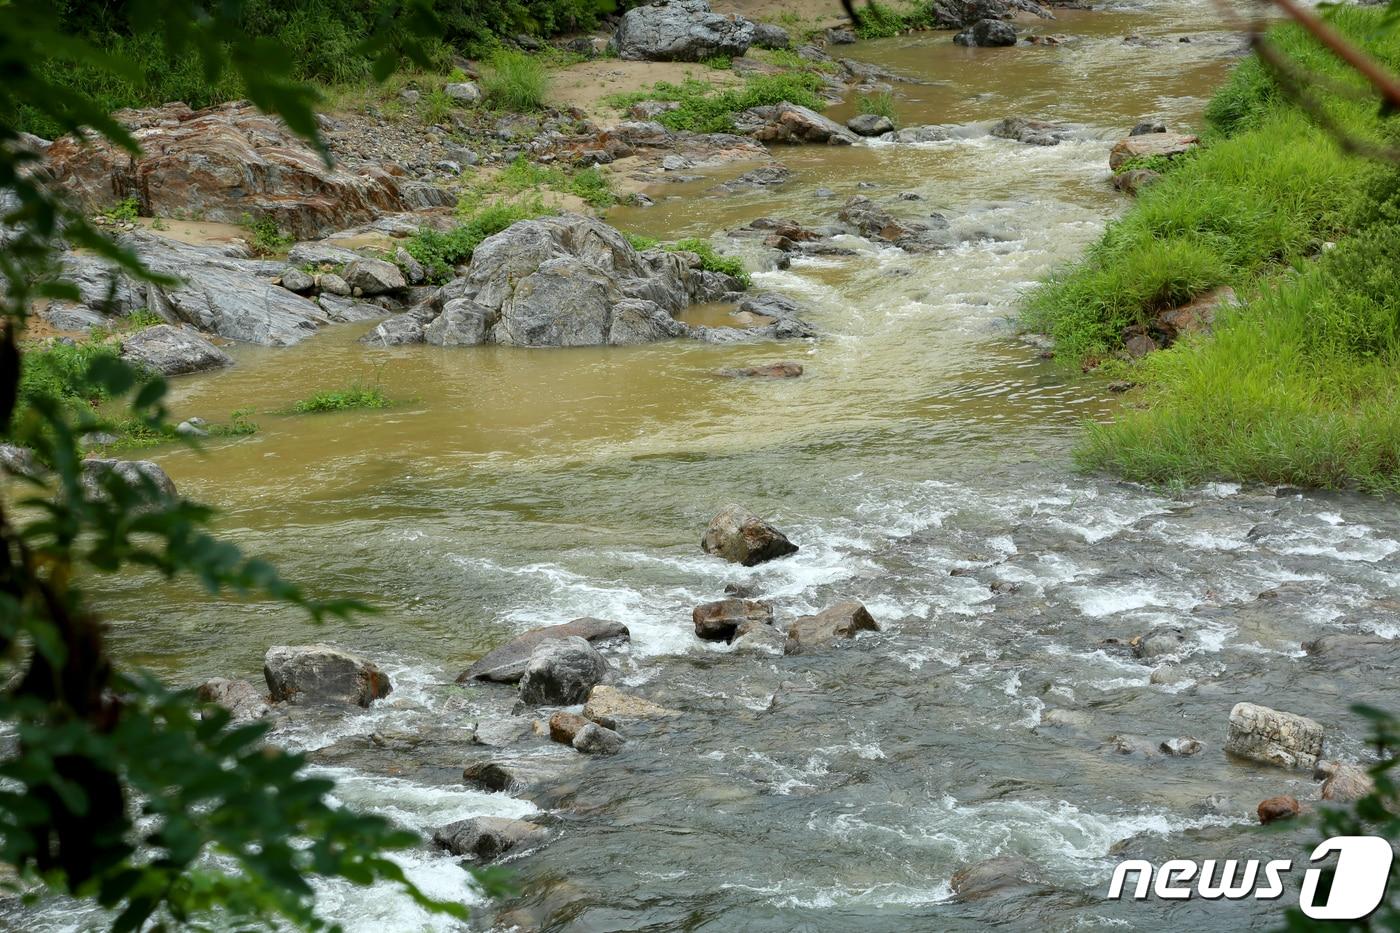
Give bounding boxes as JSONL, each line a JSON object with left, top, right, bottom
{"left": 1025, "top": 7, "right": 1400, "bottom": 493}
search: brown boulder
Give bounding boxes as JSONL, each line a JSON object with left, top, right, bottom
{"left": 785, "top": 601, "right": 879, "bottom": 654}
{"left": 692, "top": 598, "right": 775, "bottom": 641}
{"left": 701, "top": 505, "right": 798, "bottom": 566}
{"left": 1257, "top": 795, "right": 1302, "bottom": 824}
{"left": 1318, "top": 761, "right": 1373, "bottom": 802}
{"left": 44, "top": 101, "right": 452, "bottom": 239}
{"left": 715, "top": 361, "right": 804, "bottom": 379}
{"left": 1108, "top": 132, "right": 1199, "bottom": 172}
{"left": 548, "top": 711, "right": 590, "bottom": 745}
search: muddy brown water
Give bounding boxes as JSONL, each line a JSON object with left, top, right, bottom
{"left": 16, "top": 2, "right": 1400, "bottom": 931}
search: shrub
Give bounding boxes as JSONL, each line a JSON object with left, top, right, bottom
{"left": 568, "top": 167, "right": 614, "bottom": 208}
{"left": 481, "top": 50, "right": 549, "bottom": 111}
{"left": 668, "top": 238, "right": 750, "bottom": 287}
{"left": 402, "top": 200, "right": 549, "bottom": 282}
{"left": 291, "top": 382, "right": 390, "bottom": 414}
{"left": 241, "top": 213, "right": 293, "bottom": 256}
{"left": 101, "top": 196, "right": 141, "bottom": 222}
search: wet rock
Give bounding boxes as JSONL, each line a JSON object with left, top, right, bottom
{"left": 318, "top": 295, "right": 386, "bottom": 324}
{"left": 955, "top": 20, "right": 1018, "bottom": 47}
{"left": 1108, "top": 132, "right": 1199, "bottom": 171}
{"left": 342, "top": 257, "right": 405, "bottom": 296}
{"left": 1225, "top": 702, "right": 1325, "bottom": 770}
{"left": 1108, "top": 734, "right": 1160, "bottom": 758}
{"left": 847, "top": 114, "right": 895, "bottom": 137}
{"left": 611, "top": 0, "right": 755, "bottom": 62}
{"left": 733, "top": 103, "right": 859, "bottom": 145}
{"left": 424, "top": 298, "right": 491, "bottom": 346}
{"left": 317, "top": 272, "right": 351, "bottom": 297}
{"left": 471, "top": 717, "right": 538, "bottom": 748}
{"left": 1130, "top": 121, "right": 1167, "bottom": 136}
{"left": 584, "top": 685, "right": 680, "bottom": 721}
{"left": 461, "top": 759, "right": 579, "bottom": 805}
{"left": 518, "top": 637, "right": 610, "bottom": 706}
{"left": 1149, "top": 663, "right": 1191, "bottom": 686}
{"left": 714, "top": 165, "right": 793, "bottom": 191}
{"left": 433, "top": 816, "right": 547, "bottom": 861}
{"left": 457, "top": 618, "right": 630, "bottom": 684}
{"left": 1318, "top": 761, "right": 1373, "bottom": 802}
{"left": 786, "top": 601, "right": 879, "bottom": 654}
{"left": 361, "top": 313, "right": 426, "bottom": 346}
{"left": 692, "top": 598, "right": 775, "bottom": 641}
{"left": 1160, "top": 737, "right": 1204, "bottom": 757}
{"left": 44, "top": 101, "right": 451, "bottom": 239}
{"left": 1303, "top": 633, "right": 1397, "bottom": 659}
{"left": 826, "top": 26, "right": 857, "bottom": 44}
{"left": 444, "top": 81, "right": 482, "bottom": 104}
{"left": 120, "top": 324, "right": 232, "bottom": 376}
{"left": 1257, "top": 795, "right": 1302, "bottom": 824}
{"left": 1130, "top": 628, "right": 1186, "bottom": 659}
{"left": 81, "top": 458, "right": 177, "bottom": 503}
{"left": 701, "top": 504, "right": 799, "bottom": 566}
{"left": 1113, "top": 168, "right": 1161, "bottom": 196}
{"left": 279, "top": 267, "right": 316, "bottom": 294}
{"left": 195, "top": 677, "right": 270, "bottom": 723}
{"left": 548, "top": 710, "right": 590, "bottom": 744}
{"left": 884, "top": 125, "right": 953, "bottom": 143}
{"left": 1039, "top": 708, "right": 1092, "bottom": 731}
{"left": 752, "top": 22, "right": 791, "bottom": 49}
{"left": 263, "top": 644, "right": 392, "bottom": 708}
{"left": 836, "top": 196, "right": 951, "bottom": 252}
{"left": 950, "top": 856, "right": 1042, "bottom": 901}
{"left": 573, "top": 721, "right": 626, "bottom": 755}
{"left": 715, "top": 361, "right": 804, "bottom": 379}
{"left": 608, "top": 297, "right": 692, "bottom": 345}
{"left": 990, "top": 116, "right": 1072, "bottom": 146}
{"left": 732, "top": 618, "right": 787, "bottom": 655}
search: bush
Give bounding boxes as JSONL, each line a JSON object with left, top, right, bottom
{"left": 606, "top": 72, "right": 827, "bottom": 134}
{"left": 668, "top": 237, "right": 750, "bottom": 287}
{"left": 402, "top": 200, "right": 548, "bottom": 282}
{"left": 242, "top": 213, "right": 293, "bottom": 256}
{"left": 481, "top": 50, "right": 549, "bottom": 111}
{"left": 291, "top": 382, "right": 390, "bottom": 414}
{"left": 19, "top": 339, "right": 125, "bottom": 417}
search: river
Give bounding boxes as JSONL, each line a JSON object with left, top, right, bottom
{"left": 20, "top": 1, "right": 1400, "bottom": 930}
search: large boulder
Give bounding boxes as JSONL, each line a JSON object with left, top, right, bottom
{"left": 44, "top": 101, "right": 453, "bottom": 239}
{"left": 457, "top": 618, "right": 630, "bottom": 684}
{"left": 518, "top": 637, "right": 610, "bottom": 706}
{"left": 612, "top": 0, "right": 754, "bottom": 62}
{"left": 81, "top": 458, "right": 177, "bottom": 502}
{"left": 733, "top": 103, "right": 859, "bottom": 145}
{"left": 955, "top": 20, "right": 1018, "bottom": 46}
{"left": 342, "top": 257, "right": 406, "bottom": 296}
{"left": 692, "top": 598, "right": 775, "bottom": 641}
{"left": 195, "top": 677, "right": 270, "bottom": 724}
{"left": 1225, "top": 702, "right": 1325, "bottom": 770}
{"left": 786, "top": 601, "right": 879, "bottom": 654}
{"left": 432, "top": 816, "right": 548, "bottom": 861}
{"left": 701, "top": 505, "right": 798, "bottom": 566}
{"left": 263, "top": 644, "right": 392, "bottom": 707}
{"left": 405, "top": 214, "right": 807, "bottom": 348}
{"left": 120, "top": 324, "right": 232, "bottom": 376}
{"left": 1108, "top": 132, "right": 1199, "bottom": 171}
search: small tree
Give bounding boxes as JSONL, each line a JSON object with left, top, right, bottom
{"left": 0, "top": 1, "right": 502, "bottom": 928}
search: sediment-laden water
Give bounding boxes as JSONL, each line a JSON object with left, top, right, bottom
{"left": 18, "top": 2, "right": 1400, "bottom": 931}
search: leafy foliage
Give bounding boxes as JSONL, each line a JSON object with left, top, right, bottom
{"left": 668, "top": 238, "right": 751, "bottom": 287}
{"left": 0, "top": 0, "right": 496, "bottom": 928}
{"left": 241, "top": 213, "right": 294, "bottom": 256}
{"left": 606, "top": 72, "right": 828, "bottom": 134}
{"left": 291, "top": 382, "right": 391, "bottom": 413}
{"left": 402, "top": 199, "right": 550, "bottom": 283}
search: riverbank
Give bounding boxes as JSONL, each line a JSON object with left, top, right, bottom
{"left": 1024, "top": 6, "right": 1400, "bottom": 493}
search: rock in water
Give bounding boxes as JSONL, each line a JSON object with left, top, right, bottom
{"left": 847, "top": 114, "right": 895, "bottom": 137}
{"left": 572, "top": 722, "right": 626, "bottom": 755}
{"left": 43, "top": 101, "right": 451, "bottom": 239}
{"left": 692, "top": 598, "right": 775, "bottom": 641}
{"left": 120, "top": 324, "right": 232, "bottom": 376}
{"left": 786, "top": 601, "right": 879, "bottom": 654}
{"left": 950, "top": 856, "right": 1042, "bottom": 901}
{"left": 732, "top": 619, "right": 787, "bottom": 655}
{"left": 612, "top": 0, "right": 755, "bottom": 62}
{"left": 342, "top": 257, "right": 406, "bottom": 296}
{"left": 195, "top": 678, "right": 270, "bottom": 723}
{"left": 518, "top": 637, "right": 610, "bottom": 706}
{"left": 584, "top": 685, "right": 680, "bottom": 721}
{"left": 263, "top": 644, "right": 392, "bottom": 707}
{"left": 81, "top": 458, "right": 177, "bottom": 503}
{"left": 955, "top": 20, "right": 1018, "bottom": 47}
{"left": 456, "top": 618, "right": 630, "bottom": 684}
{"left": 1257, "top": 795, "right": 1301, "bottom": 824}
{"left": 432, "top": 816, "right": 548, "bottom": 861}
{"left": 1108, "top": 132, "right": 1199, "bottom": 171}
{"left": 715, "top": 361, "right": 804, "bottom": 379}
{"left": 1225, "top": 702, "right": 1324, "bottom": 770}
{"left": 733, "top": 103, "right": 859, "bottom": 145}
{"left": 1318, "top": 761, "right": 1374, "bottom": 802}
{"left": 701, "top": 505, "right": 799, "bottom": 566}
{"left": 548, "top": 711, "right": 591, "bottom": 744}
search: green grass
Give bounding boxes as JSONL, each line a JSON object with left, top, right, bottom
{"left": 481, "top": 50, "right": 549, "bottom": 111}
{"left": 290, "top": 382, "right": 390, "bottom": 414}
{"left": 100, "top": 197, "right": 141, "bottom": 223}
{"left": 605, "top": 72, "right": 828, "bottom": 134}
{"left": 241, "top": 214, "right": 293, "bottom": 256}
{"left": 668, "top": 238, "right": 751, "bottom": 287}
{"left": 1032, "top": 5, "right": 1400, "bottom": 493}
{"left": 402, "top": 199, "right": 550, "bottom": 283}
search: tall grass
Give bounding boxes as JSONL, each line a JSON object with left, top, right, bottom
{"left": 481, "top": 51, "right": 549, "bottom": 111}
{"left": 605, "top": 72, "right": 828, "bottom": 134}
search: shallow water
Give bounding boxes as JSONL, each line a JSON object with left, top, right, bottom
{"left": 17, "top": 2, "right": 1400, "bottom": 931}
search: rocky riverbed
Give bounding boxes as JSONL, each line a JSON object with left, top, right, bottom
{"left": 10, "top": 1, "right": 1394, "bottom": 931}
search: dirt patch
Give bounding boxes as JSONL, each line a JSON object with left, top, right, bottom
{"left": 549, "top": 60, "right": 742, "bottom": 125}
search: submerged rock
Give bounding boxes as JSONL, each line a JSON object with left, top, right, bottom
{"left": 1160, "top": 736, "right": 1204, "bottom": 757}
{"left": 715, "top": 361, "right": 804, "bottom": 379}
{"left": 785, "top": 601, "right": 879, "bottom": 654}
{"left": 950, "top": 856, "right": 1042, "bottom": 901}
{"left": 573, "top": 721, "right": 626, "bottom": 755}
{"left": 701, "top": 505, "right": 799, "bottom": 566}
{"left": 990, "top": 116, "right": 1072, "bottom": 146}
{"left": 195, "top": 677, "right": 270, "bottom": 724}
{"left": 611, "top": 0, "right": 754, "bottom": 62}
{"left": 1130, "top": 628, "right": 1186, "bottom": 659}
{"left": 1225, "top": 702, "right": 1324, "bottom": 770}
{"left": 518, "top": 637, "right": 610, "bottom": 706}
{"left": 457, "top": 618, "right": 630, "bottom": 684}
{"left": 433, "top": 816, "right": 549, "bottom": 861}
{"left": 955, "top": 20, "right": 1018, "bottom": 47}
{"left": 263, "top": 644, "right": 392, "bottom": 708}
{"left": 120, "top": 324, "right": 232, "bottom": 376}
{"left": 692, "top": 598, "right": 775, "bottom": 641}
{"left": 584, "top": 685, "right": 680, "bottom": 721}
